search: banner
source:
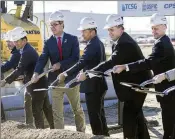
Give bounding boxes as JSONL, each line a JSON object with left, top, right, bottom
{"left": 118, "top": 1, "right": 175, "bottom": 16}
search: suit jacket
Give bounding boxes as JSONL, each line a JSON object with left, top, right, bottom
{"left": 1, "top": 47, "right": 21, "bottom": 73}
{"left": 93, "top": 32, "right": 152, "bottom": 101}
{"left": 127, "top": 35, "right": 175, "bottom": 95}
{"left": 66, "top": 36, "right": 108, "bottom": 93}
{"left": 166, "top": 68, "right": 175, "bottom": 82}
{"left": 5, "top": 43, "right": 47, "bottom": 92}
{"left": 34, "top": 32, "right": 80, "bottom": 84}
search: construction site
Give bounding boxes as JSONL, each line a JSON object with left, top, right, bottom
{"left": 1, "top": 1, "right": 175, "bottom": 139}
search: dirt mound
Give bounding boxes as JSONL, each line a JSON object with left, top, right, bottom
{"left": 1, "top": 121, "right": 115, "bottom": 139}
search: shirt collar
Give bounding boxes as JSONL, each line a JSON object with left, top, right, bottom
{"left": 87, "top": 35, "right": 97, "bottom": 45}
{"left": 54, "top": 32, "right": 64, "bottom": 39}
{"left": 113, "top": 40, "right": 119, "bottom": 45}
{"left": 156, "top": 35, "right": 164, "bottom": 41}
{"left": 113, "top": 38, "right": 120, "bottom": 46}
{"left": 155, "top": 35, "right": 165, "bottom": 44}
{"left": 19, "top": 43, "right": 27, "bottom": 54}
{"left": 20, "top": 47, "right": 24, "bottom": 54}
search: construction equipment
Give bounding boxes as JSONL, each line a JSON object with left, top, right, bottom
{"left": 1, "top": 1, "right": 44, "bottom": 61}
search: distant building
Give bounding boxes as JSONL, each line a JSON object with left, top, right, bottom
{"left": 35, "top": 10, "right": 109, "bottom": 39}
{"left": 34, "top": 10, "right": 175, "bottom": 41}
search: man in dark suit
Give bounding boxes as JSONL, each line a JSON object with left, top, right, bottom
{"left": 78, "top": 15, "right": 151, "bottom": 139}
{"left": 113, "top": 13, "right": 175, "bottom": 139}
{"left": 1, "top": 27, "right": 54, "bottom": 129}
{"left": 1, "top": 30, "right": 21, "bottom": 74}
{"left": 1, "top": 30, "right": 21, "bottom": 122}
{"left": 31, "top": 11, "right": 85, "bottom": 131}
{"left": 58, "top": 17, "right": 109, "bottom": 136}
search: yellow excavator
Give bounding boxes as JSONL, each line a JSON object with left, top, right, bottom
{"left": 1, "top": 1, "right": 45, "bottom": 61}
{"left": 1, "top": 1, "right": 50, "bottom": 122}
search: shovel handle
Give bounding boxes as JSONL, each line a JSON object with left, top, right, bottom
{"left": 163, "top": 85, "right": 175, "bottom": 95}
{"left": 140, "top": 79, "right": 155, "bottom": 87}
{"left": 15, "top": 69, "right": 53, "bottom": 95}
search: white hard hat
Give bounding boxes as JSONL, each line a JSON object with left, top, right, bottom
{"left": 4, "top": 30, "right": 12, "bottom": 41}
{"left": 49, "top": 11, "right": 64, "bottom": 22}
{"left": 150, "top": 13, "right": 167, "bottom": 26}
{"left": 10, "top": 27, "right": 27, "bottom": 41}
{"left": 77, "top": 17, "right": 97, "bottom": 30}
{"left": 104, "top": 14, "right": 123, "bottom": 29}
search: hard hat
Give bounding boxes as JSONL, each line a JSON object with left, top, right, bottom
{"left": 49, "top": 11, "right": 64, "bottom": 22}
{"left": 10, "top": 27, "right": 27, "bottom": 41}
{"left": 77, "top": 17, "right": 97, "bottom": 30}
{"left": 150, "top": 13, "right": 167, "bottom": 26}
{"left": 104, "top": 14, "right": 123, "bottom": 29}
{"left": 4, "top": 30, "right": 12, "bottom": 41}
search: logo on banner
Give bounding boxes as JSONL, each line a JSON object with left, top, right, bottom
{"left": 142, "top": 3, "right": 158, "bottom": 12}
{"left": 164, "top": 3, "right": 175, "bottom": 9}
{"left": 122, "top": 4, "right": 137, "bottom": 11}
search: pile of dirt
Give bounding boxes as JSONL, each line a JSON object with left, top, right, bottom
{"left": 1, "top": 121, "right": 116, "bottom": 139}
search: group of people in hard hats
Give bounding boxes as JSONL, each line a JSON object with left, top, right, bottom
{"left": 1, "top": 10, "right": 175, "bottom": 139}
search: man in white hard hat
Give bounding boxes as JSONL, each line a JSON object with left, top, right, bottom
{"left": 153, "top": 68, "right": 175, "bottom": 84}
{"left": 1, "top": 30, "right": 21, "bottom": 122}
{"left": 58, "top": 17, "right": 109, "bottom": 136}
{"left": 0, "top": 27, "right": 54, "bottom": 129}
{"left": 113, "top": 13, "right": 175, "bottom": 139}
{"left": 1, "top": 30, "right": 21, "bottom": 74}
{"left": 78, "top": 14, "right": 151, "bottom": 139}
{"left": 31, "top": 11, "right": 86, "bottom": 132}
{"left": 1, "top": 29, "right": 33, "bottom": 127}
{"left": 1, "top": 30, "right": 49, "bottom": 127}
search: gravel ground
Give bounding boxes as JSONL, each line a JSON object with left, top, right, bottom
{"left": 1, "top": 94, "right": 163, "bottom": 139}
{"left": 1, "top": 120, "right": 114, "bottom": 139}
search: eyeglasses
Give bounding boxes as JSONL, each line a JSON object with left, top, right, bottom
{"left": 49, "top": 21, "right": 63, "bottom": 27}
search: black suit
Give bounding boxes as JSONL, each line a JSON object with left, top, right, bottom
{"left": 5, "top": 43, "right": 54, "bottom": 129}
{"left": 128, "top": 35, "right": 175, "bottom": 139}
{"left": 93, "top": 32, "right": 151, "bottom": 139}
{"left": 66, "top": 36, "right": 109, "bottom": 136}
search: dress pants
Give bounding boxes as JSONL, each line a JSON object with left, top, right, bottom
{"left": 51, "top": 84, "right": 86, "bottom": 132}
{"left": 85, "top": 91, "right": 109, "bottom": 136}
{"left": 158, "top": 91, "right": 175, "bottom": 139}
{"left": 123, "top": 93, "right": 150, "bottom": 139}
{"left": 30, "top": 90, "right": 54, "bottom": 129}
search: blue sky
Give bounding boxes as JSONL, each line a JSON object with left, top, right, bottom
{"left": 6, "top": 1, "right": 175, "bottom": 33}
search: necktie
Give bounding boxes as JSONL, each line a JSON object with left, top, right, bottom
{"left": 57, "top": 37, "right": 62, "bottom": 60}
